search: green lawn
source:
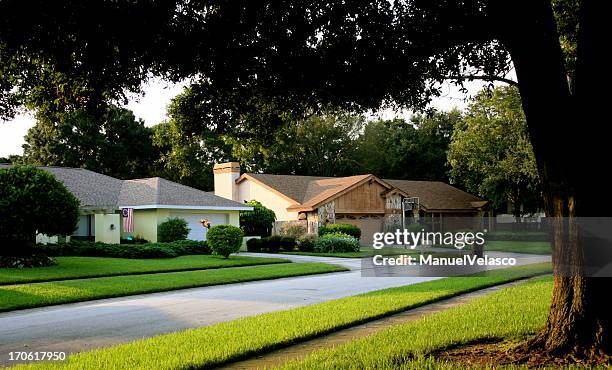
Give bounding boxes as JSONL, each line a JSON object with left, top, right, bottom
{"left": 15, "top": 263, "right": 551, "bottom": 370}
{"left": 0, "top": 262, "right": 346, "bottom": 312}
{"left": 282, "top": 276, "right": 552, "bottom": 369}
{"left": 485, "top": 240, "right": 551, "bottom": 254}
{"left": 434, "top": 240, "right": 551, "bottom": 255}
{"left": 284, "top": 246, "right": 416, "bottom": 258}
{"left": 0, "top": 255, "right": 287, "bottom": 285}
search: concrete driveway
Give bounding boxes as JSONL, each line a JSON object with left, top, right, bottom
{"left": 0, "top": 251, "right": 550, "bottom": 365}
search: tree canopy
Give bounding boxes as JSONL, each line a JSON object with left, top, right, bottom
{"left": 448, "top": 86, "right": 541, "bottom": 217}
{"left": 22, "top": 105, "right": 157, "bottom": 179}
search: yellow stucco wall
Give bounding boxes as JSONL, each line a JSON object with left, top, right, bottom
{"left": 122, "top": 208, "right": 242, "bottom": 242}
{"left": 237, "top": 180, "right": 299, "bottom": 221}
{"left": 94, "top": 213, "right": 120, "bottom": 244}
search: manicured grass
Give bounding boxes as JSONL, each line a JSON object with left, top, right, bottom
{"left": 485, "top": 240, "right": 551, "bottom": 254}
{"left": 285, "top": 246, "right": 414, "bottom": 258}
{"left": 282, "top": 276, "right": 553, "bottom": 369}
{"left": 16, "top": 263, "right": 551, "bottom": 369}
{"left": 0, "top": 262, "right": 346, "bottom": 312}
{"left": 435, "top": 240, "right": 552, "bottom": 255}
{"left": 0, "top": 255, "right": 288, "bottom": 285}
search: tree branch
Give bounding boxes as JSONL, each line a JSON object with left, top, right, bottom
{"left": 445, "top": 75, "right": 519, "bottom": 87}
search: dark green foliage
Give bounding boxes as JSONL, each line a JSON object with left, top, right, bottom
{"left": 296, "top": 234, "right": 317, "bottom": 252}
{"left": 35, "top": 240, "right": 210, "bottom": 259}
{"left": 240, "top": 200, "right": 276, "bottom": 237}
{"left": 318, "top": 224, "right": 362, "bottom": 240}
{"left": 263, "top": 235, "right": 283, "bottom": 253}
{"left": 157, "top": 218, "right": 190, "bottom": 243}
{"left": 246, "top": 238, "right": 264, "bottom": 252}
{"left": 279, "top": 236, "right": 296, "bottom": 252}
{"left": 314, "top": 233, "right": 360, "bottom": 253}
{"left": 0, "top": 165, "right": 80, "bottom": 255}
{"left": 22, "top": 106, "right": 158, "bottom": 180}
{"left": 207, "top": 225, "right": 243, "bottom": 258}
{"left": 120, "top": 236, "right": 149, "bottom": 245}
{"left": 486, "top": 232, "right": 549, "bottom": 242}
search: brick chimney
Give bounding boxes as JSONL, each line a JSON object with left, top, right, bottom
{"left": 213, "top": 162, "right": 240, "bottom": 201}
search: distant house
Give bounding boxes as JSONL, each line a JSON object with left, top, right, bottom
{"left": 213, "top": 162, "right": 489, "bottom": 245}
{"left": 0, "top": 165, "right": 252, "bottom": 244}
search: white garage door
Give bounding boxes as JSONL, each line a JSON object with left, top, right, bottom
{"left": 169, "top": 213, "right": 229, "bottom": 241}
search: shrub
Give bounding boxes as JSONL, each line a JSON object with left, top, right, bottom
{"left": 246, "top": 238, "right": 263, "bottom": 252}
{"left": 314, "top": 232, "right": 360, "bottom": 253}
{"left": 120, "top": 236, "right": 149, "bottom": 244}
{"left": 262, "top": 235, "right": 283, "bottom": 253}
{"left": 34, "top": 239, "right": 210, "bottom": 259}
{"left": 486, "top": 231, "right": 549, "bottom": 242}
{"left": 170, "top": 240, "right": 211, "bottom": 255}
{"left": 280, "top": 223, "right": 307, "bottom": 238}
{"left": 240, "top": 200, "right": 276, "bottom": 237}
{"left": 406, "top": 223, "right": 426, "bottom": 233}
{"left": 0, "top": 165, "right": 80, "bottom": 256}
{"left": 207, "top": 225, "right": 243, "bottom": 258}
{"left": 296, "top": 234, "right": 317, "bottom": 252}
{"left": 318, "top": 224, "right": 361, "bottom": 240}
{"left": 157, "top": 218, "right": 190, "bottom": 242}
{"left": 279, "top": 236, "right": 296, "bottom": 251}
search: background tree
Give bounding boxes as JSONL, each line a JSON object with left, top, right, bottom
{"left": 448, "top": 87, "right": 541, "bottom": 219}
{"left": 228, "top": 113, "right": 363, "bottom": 176}
{"left": 0, "top": 165, "right": 79, "bottom": 255}
{"left": 22, "top": 106, "right": 157, "bottom": 179}
{"left": 0, "top": 0, "right": 604, "bottom": 360}
{"left": 356, "top": 111, "right": 460, "bottom": 182}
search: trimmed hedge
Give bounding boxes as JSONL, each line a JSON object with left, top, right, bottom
{"left": 35, "top": 240, "right": 210, "bottom": 259}
{"left": 245, "top": 235, "right": 297, "bottom": 253}
{"left": 207, "top": 225, "right": 243, "bottom": 258}
{"left": 318, "top": 224, "right": 361, "bottom": 240}
{"left": 315, "top": 232, "right": 360, "bottom": 253}
{"left": 486, "top": 231, "right": 549, "bottom": 242}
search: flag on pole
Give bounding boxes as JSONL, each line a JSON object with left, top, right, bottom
{"left": 122, "top": 208, "right": 134, "bottom": 233}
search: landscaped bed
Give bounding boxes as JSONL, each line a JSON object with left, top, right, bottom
{"left": 0, "top": 255, "right": 287, "bottom": 285}
{"left": 0, "top": 262, "right": 346, "bottom": 312}
{"left": 14, "top": 263, "right": 551, "bottom": 369}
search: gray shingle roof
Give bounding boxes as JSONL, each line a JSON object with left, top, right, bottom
{"left": 0, "top": 165, "right": 249, "bottom": 210}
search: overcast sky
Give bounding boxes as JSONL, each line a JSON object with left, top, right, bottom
{"left": 0, "top": 78, "right": 487, "bottom": 157}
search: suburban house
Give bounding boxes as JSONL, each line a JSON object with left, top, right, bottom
{"left": 0, "top": 165, "right": 252, "bottom": 244}
{"left": 213, "top": 162, "right": 489, "bottom": 244}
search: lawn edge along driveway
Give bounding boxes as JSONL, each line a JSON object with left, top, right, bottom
{"left": 14, "top": 263, "right": 551, "bottom": 370}
{"left": 281, "top": 276, "right": 553, "bottom": 369}
{"left": 0, "top": 262, "right": 347, "bottom": 313}
{"left": 0, "top": 255, "right": 288, "bottom": 285}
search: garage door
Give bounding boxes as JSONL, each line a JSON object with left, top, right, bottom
{"left": 337, "top": 217, "right": 383, "bottom": 247}
{"left": 168, "top": 213, "right": 229, "bottom": 241}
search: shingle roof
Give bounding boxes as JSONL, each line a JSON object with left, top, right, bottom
{"left": 0, "top": 165, "right": 248, "bottom": 210}
{"left": 383, "top": 179, "right": 485, "bottom": 210}
{"left": 240, "top": 172, "right": 485, "bottom": 211}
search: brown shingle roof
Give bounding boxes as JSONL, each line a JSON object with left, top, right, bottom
{"left": 240, "top": 171, "right": 485, "bottom": 212}
{"left": 384, "top": 179, "right": 485, "bottom": 211}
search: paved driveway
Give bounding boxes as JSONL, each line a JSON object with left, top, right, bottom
{"left": 0, "top": 251, "right": 549, "bottom": 365}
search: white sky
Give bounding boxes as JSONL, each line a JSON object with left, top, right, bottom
{"left": 0, "top": 78, "right": 487, "bottom": 157}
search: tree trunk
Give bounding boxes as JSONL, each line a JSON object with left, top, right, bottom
{"left": 493, "top": 0, "right": 611, "bottom": 358}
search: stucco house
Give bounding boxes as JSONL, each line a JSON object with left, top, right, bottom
{"left": 0, "top": 165, "right": 252, "bottom": 244}
{"left": 213, "top": 162, "right": 489, "bottom": 244}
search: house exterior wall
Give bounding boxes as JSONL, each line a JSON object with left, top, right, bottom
{"left": 94, "top": 213, "right": 120, "bottom": 244}
{"left": 334, "top": 181, "right": 386, "bottom": 213}
{"left": 236, "top": 180, "right": 299, "bottom": 221}
{"left": 123, "top": 208, "right": 241, "bottom": 243}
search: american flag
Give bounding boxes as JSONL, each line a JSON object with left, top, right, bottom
{"left": 122, "top": 208, "right": 134, "bottom": 233}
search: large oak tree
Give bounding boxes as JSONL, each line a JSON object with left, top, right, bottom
{"left": 0, "top": 0, "right": 607, "bottom": 360}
